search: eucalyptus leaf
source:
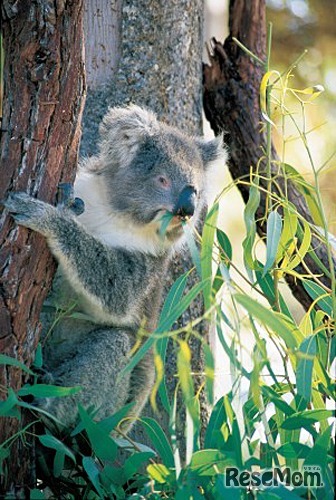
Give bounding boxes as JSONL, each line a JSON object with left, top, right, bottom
{"left": 18, "top": 384, "right": 82, "bottom": 398}
{"left": 281, "top": 409, "right": 334, "bottom": 430}
{"left": 242, "top": 180, "right": 260, "bottom": 281}
{"left": 139, "top": 417, "right": 174, "bottom": 468}
{"left": 78, "top": 405, "right": 117, "bottom": 462}
{"left": 0, "top": 354, "right": 34, "bottom": 376}
{"left": 296, "top": 335, "right": 316, "bottom": 402}
{"left": 263, "top": 210, "right": 282, "bottom": 276}
{"left": 189, "top": 449, "right": 234, "bottom": 476}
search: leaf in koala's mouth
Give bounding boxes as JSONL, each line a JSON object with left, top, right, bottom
{"left": 158, "top": 211, "right": 174, "bottom": 238}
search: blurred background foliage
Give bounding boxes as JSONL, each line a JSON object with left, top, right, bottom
{"left": 205, "top": 0, "right": 336, "bottom": 232}
{"left": 268, "top": 0, "right": 336, "bottom": 230}
{"left": 204, "top": 0, "right": 336, "bottom": 395}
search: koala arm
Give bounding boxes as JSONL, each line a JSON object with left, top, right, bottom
{"left": 4, "top": 193, "right": 155, "bottom": 323}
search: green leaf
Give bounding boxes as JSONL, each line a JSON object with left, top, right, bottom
{"left": 101, "top": 463, "right": 125, "bottom": 487}
{"left": 139, "top": 417, "right": 174, "bottom": 468}
{"left": 189, "top": 449, "right": 234, "bottom": 476}
{"left": 330, "top": 336, "right": 336, "bottom": 365}
{"left": 201, "top": 202, "right": 219, "bottom": 310}
{"left": 158, "top": 212, "right": 174, "bottom": 238}
{"left": 217, "top": 228, "right": 233, "bottom": 263}
{"left": 261, "top": 386, "right": 295, "bottom": 416}
{"left": 204, "top": 397, "right": 226, "bottom": 449}
{"left": 124, "top": 452, "right": 155, "bottom": 481}
{"left": 157, "top": 272, "right": 188, "bottom": 413}
{"left": 277, "top": 442, "right": 310, "bottom": 459}
{"left": 255, "top": 267, "right": 293, "bottom": 319}
{"left": 177, "top": 340, "right": 194, "bottom": 399}
{"left": 0, "top": 389, "right": 19, "bottom": 417}
{"left": 223, "top": 396, "right": 243, "bottom": 468}
{"left": 204, "top": 342, "right": 214, "bottom": 405}
{"left": 303, "top": 280, "right": 333, "bottom": 317}
{"left": 213, "top": 229, "right": 233, "bottom": 294}
{"left": 215, "top": 474, "right": 241, "bottom": 500}
{"left": 121, "top": 279, "right": 206, "bottom": 377}
{"left": 113, "top": 437, "right": 155, "bottom": 454}
{"left": 78, "top": 405, "right": 117, "bottom": 462}
{"left": 304, "top": 425, "right": 332, "bottom": 469}
{"left": 304, "top": 425, "right": 334, "bottom": 497}
{"left": 263, "top": 210, "right": 282, "bottom": 276}
{"left": 29, "top": 489, "right": 46, "bottom": 499}
{"left": 38, "top": 434, "right": 76, "bottom": 464}
{"left": 98, "top": 403, "right": 134, "bottom": 435}
{"left": 283, "top": 164, "right": 324, "bottom": 226}
{"left": 235, "top": 294, "right": 298, "bottom": 350}
{"left": 219, "top": 262, "right": 231, "bottom": 285}
{"left": 157, "top": 338, "right": 171, "bottom": 413}
{"left": 215, "top": 313, "right": 249, "bottom": 378}
{"left": 296, "top": 335, "right": 316, "bottom": 402}
{"left": 177, "top": 340, "right": 199, "bottom": 428}
{"left": 157, "top": 279, "right": 206, "bottom": 333}
{"left": 281, "top": 409, "right": 334, "bottom": 430}
{"left": 53, "top": 450, "right": 65, "bottom": 478}
{"left": 175, "top": 483, "right": 204, "bottom": 500}
{"left": 285, "top": 219, "right": 312, "bottom": 271}
{"left": 159, "top": 272, "right": 188, "bottom": 323}
{"left": 276, "top": 206, "right": 298, "bottom": 263}
{"left": 263, "top": 486, "right": 303, "bottom": 500}
{"left": 147, "top": 463, "right": 170, "bottom": 484}
{"left": 18, "top": 384, "right": 82, "bottom": 398}
{"left": 260, "top": 70, "right": 281, "bottom": 125}
{"left": 33, "top": 344, "right": 43, "bottom": 369}
{"left": 0, "top": 354, "right": 34, "bottom": 376}
{"left": 242, "top": 181, "right": 260, "bottom": 281}
{"left": 82, "top": 456, "right": 105, "bottom": 497}
{"left": 299, "top": 311, "right": 313, "bottom": 337}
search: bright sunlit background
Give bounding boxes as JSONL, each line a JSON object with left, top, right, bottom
{"left": 204, "top": 0, "right": 336, "bottom": 403}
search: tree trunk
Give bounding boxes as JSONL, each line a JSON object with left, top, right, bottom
{"left": 81, "top": 0, "right": 207, "bottom": 454}
{"left": 203, "top": 0, "right": 335, "bottom": 311}
{"left": 0, "top": 0, "right": 85, "bottom": 494}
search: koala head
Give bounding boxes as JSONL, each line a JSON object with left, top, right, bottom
{"left": 78, "top": 105, "right": 227, "bottom": 250}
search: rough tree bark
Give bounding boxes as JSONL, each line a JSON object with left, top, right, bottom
{"left": 81, "top": 0, "right": 207, "bottom": 452}
{"left": 203, "top": 0, "right": 335, "bottom": 311}
{"left": 0, "top": 0, "right": 85, "bottom": 494}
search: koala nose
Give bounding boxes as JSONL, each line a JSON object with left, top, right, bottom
{"left": 174, "top": 185, "right": 197, "bottom": 218}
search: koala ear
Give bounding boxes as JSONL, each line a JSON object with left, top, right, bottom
{"left": 99, "top": 104, "right": 158, "bottom": 146}
{"left": 97, "top": 105, "right": 159, "bottom": 169}
{"left": 196, "top": 135, "right": 228, "bottom": 169}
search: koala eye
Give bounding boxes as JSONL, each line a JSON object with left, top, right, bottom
{"left": 155, "top": 175, "right": 171, "bottom": 189}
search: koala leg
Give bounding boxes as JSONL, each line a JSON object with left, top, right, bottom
{"left": 40, "top": 329, "right": 132, "bottom": 428}
{"left": 122, "top": 350, "right": 155, "bottom": 432}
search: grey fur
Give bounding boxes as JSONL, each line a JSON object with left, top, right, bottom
{"left": 4, "top": 105, "right": 226, "bottom": 430}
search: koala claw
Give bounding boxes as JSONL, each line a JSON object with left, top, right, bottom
{"left": 57, "top": 183, "right": 85, "bottom": 216}
{"left": 4, "top": 192, "right": 36, "bottom": 216}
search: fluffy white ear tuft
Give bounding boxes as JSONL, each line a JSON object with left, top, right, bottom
{"left": 196, "top": 134, "right": 228, "bottom": 169}
{"left": 96, "top": 105, "right": 159, "bottom": 169}
{"left": 99, "top": 105, "right": 158, "bottom": 145}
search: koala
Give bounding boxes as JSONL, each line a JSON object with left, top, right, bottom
{"left": 4, "top": 105, "right": 225, "bottom": 431}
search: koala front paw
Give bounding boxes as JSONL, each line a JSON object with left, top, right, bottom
{"left": 3, "top": 192, "right": 56, "bottom": 236}
{"left": 57, "top": 183, "right": 85, "bottom": 216}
